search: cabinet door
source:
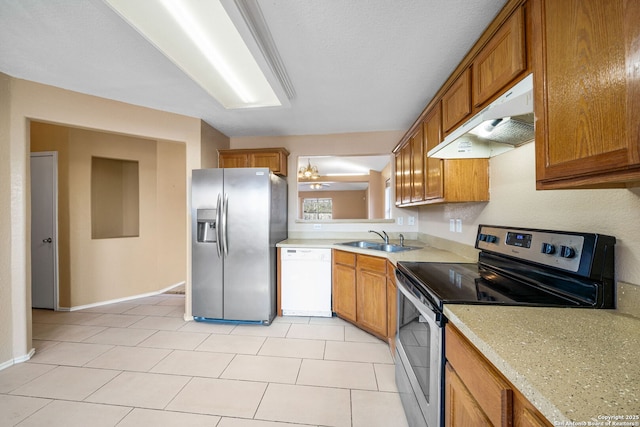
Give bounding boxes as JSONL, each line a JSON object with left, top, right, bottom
{"left": 533, "top": 0, "right": 640, "bottom": 188}
{"left": 445, "top": 362, "right": 493, "bottom": 427}
{"left": 401, "top": 143, "right": 412, "bottom": 205}
{"left": 219, "top": 153, "right": 249, "bottom": 168}
{"left": 332, "top": 251, "right": 357, "bottom": 323}
{"left": 386, "top": 261, "right": 397, "bottom": 348}
{"left": 250, "top": 152, "right": 281, "bottom": 173}
{"left": 442, "top": 68, "right": 472, "bottom": 133}
{"left": 356, "top": 268, "right": 388, "bottom": 338}
{"left": 410, "top": 126, "right": 425, "bottom": 203}
{"left": 513, "top": 389, "right": 553, "bottom": 427}
{"left": 395, "top": 152, "right": 403, "bottom": 206}
{"left": 473, "top": 6, "right": 526, "bottom": 107}
{"left": 446, "top": 325, "right": 512, "bottom": 427}
{"left": 423, "top": 104, "right": 444, "bottom": 200}
{"left": 442, "top": 159, "right": 489, "bottom": 202}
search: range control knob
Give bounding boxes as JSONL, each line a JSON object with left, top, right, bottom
{"left": 485, "top": 234, "right": 498, "bottom": 244}
{"left": 541, "top": 243, "right": 556, "bottom": 255}
{"left": 560, "top": 245, "right": 576, "bottom": 258}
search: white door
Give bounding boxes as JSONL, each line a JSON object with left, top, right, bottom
{"left": 30, "top": 152, "right": 58, "bottom": 310}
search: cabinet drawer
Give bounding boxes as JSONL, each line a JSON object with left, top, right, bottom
{"left": 334, "top": 249, "right": 356, "bottom": 267}
{"left": 446, "top": 324, "right": 512, "bottom": 426}
{"left": 356, "top": 254, "right": 386, "bottom": 274}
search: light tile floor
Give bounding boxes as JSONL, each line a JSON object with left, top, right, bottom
{"left": 0, "top": 293, "right": 409, "bottom": 427}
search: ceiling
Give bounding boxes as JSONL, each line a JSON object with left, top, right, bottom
{"left": 0, "top": 0, "right": 508, "bottom": 138}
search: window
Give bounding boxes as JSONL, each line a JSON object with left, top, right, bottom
{"left": 91, "top": 157, "right": 139, "bottom": 239}
{"left": 303, "top": 198, "right": 333, "bottom": 220}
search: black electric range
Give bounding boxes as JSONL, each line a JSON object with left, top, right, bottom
{"left": 397, "top": 224, "right": 616, "bottom": 311}
{"left": 394, "top": 225, "right": 616, "bottom": 427}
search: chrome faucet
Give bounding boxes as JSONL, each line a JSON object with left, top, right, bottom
{"left": 399, "top": 233, "right": 405, "bottom": 247}
{"left": 369, "top": 230, "right": 389, "bottom": 244}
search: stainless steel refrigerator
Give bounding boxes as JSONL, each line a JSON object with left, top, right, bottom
{"left": 191, "top": 168, "right": 287, "bottom": 324}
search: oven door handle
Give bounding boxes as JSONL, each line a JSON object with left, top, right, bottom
{"left": 396, "top": 278, "right": 444, "bottom": 326}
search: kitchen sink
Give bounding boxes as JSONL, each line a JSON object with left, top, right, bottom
{"left": 340, "top": 240, "right": 383, "bottom": 249}
{"left": 338, "top": 241, "right": 420, "bottom": 253}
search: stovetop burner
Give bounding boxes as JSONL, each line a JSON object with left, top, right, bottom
{"left": 396, "top": 225, "right": 616, "bottom": 310}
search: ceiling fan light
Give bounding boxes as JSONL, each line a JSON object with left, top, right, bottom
{"left": 298, "top": 160, "right": 319, "bottom": 179}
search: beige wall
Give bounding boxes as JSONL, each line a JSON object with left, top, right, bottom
{"left": 368, "top": 170, "right": 384, "bottom": 219}
{"left": 418, "top": 142, "right": 640, "bottom": 289}
{"left": 31, "top": 123, "right": 187, "bottom": 308}
{"left": 200, "top": 121, "right": 230, "bottom": 168}
{"left": 1, "top": 75, "right": 205, "bottom": 368}
{"left": 157, "top": 140, "right": 188, "bottom": 291}
{"left": 231, "top": 132, "right": 420, "bottom": 237}
{"left": 0, "top": 74, "right": 12, "bottom": 366}
{"left": 299, "top": 190, "right": 368, "bottom": 219}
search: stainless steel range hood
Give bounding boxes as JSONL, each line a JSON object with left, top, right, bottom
{"left": 428, "top": 74, "right": 534, "bottom": 159}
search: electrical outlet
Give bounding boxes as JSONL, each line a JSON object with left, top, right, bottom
{"left": 455, "top": 219, "right": 462, "bottom": 233}
{"left": 313, "top": 223, "right": 322, "bottom": 230}
{"left": 449, "top": 219, "right": 455, "bottom": 232}
{"left": 397, "top": 216, "right": 404, "bottom": 225}
{"left": 408, "top": 216, "right": 415, "bottom": 226}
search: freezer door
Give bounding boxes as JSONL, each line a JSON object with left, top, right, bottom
{"left": 191, "top": 169, "right": 224, "bottom": 319}
{"left": 222, "top": 168, "right": 273, "bottom": 322}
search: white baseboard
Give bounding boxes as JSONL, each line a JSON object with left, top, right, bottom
{"left": 0, "top": 348, "right": 36, "bottom": 372}
{"left": 61, "top": 281, "right": 186, "bottom": 312}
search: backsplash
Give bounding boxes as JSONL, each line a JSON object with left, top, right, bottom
{"left": 617, "top": 282, "right": 640, "bottom": 319}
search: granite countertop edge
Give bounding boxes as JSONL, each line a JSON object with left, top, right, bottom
{"left": 443, "top": 305, "right": 640, "bottom": 424}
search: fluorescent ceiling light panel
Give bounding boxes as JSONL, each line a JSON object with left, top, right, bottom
{"left": 105, "top": 0, "right": 281, "bottom": 109}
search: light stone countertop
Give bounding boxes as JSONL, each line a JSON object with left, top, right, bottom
{"left": 444, "top": 305, "right": 640, "bottom": 424}
{"left": 276, "top": 238, "right": 474, "bottom": 264}
{"left": 278, "top": 238, "right": 640, "bottom": 424}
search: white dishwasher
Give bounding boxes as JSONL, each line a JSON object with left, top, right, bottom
{"left": 281, "top": 248, "right": 332, "bottom": 317}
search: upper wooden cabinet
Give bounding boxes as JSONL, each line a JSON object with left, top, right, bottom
{"left": 395, "top": 153, "right": 403, "bottom": 206}
{"left": 410, "top": 126, "right": 425, "bottom": 202}
{"left": 441, "top": 159, "right": 489, "bottom": 203}
{"left": 442, "top": 68, "right": 472, "bottom": 134}
{"left": 473, "top": 6, "right": 527, "bottom": 107}
{"left": 532, "top": 0, "right": 640, "bottom": 189}
{"left": 423, "top": 104, "right": 445, "bottom": 200}
{"left": 218, "top": 147, "right": 289, "bottom": 177}
{"left": 393, "top": 0, "right": 531, "bottom": 206}
{"left": 401, "top": 143, "right": 412, "bottom": 205}
{"left": 395, "top": 102, "right": 489, "bottom": 207}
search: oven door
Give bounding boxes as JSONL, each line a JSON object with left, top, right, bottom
{"left": 395, "top": 272, "right": 445, "bottom": 427}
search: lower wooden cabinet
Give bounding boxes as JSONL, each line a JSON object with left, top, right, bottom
{"left": 356, "top": 254, "right": 388, "bottom": 338}
{"left": 386, "top": 260, "right": 397, "bottom": 351}
{"left": 445, "top": 324, "right": 552, "bottom": 427}
{"left": 445, "top": 362, "right": 493, "bottom": 426}
{"left": 332, "top": 249, "right": 396, "bottom": 341}
{"left": 332, "top": 250, "right": 357, "bottom": 323}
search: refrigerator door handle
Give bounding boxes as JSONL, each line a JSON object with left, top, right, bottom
{"left": 222, "top": 193, "right": 229, "bottom": 256}
{"left": 215, "top": 194, "right": 222, "bottom": 257}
